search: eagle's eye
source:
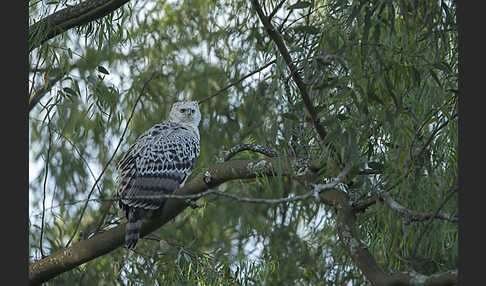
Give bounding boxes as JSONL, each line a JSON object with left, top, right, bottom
{"left": 180, "top": 108, "right": 186, "bottom": 113}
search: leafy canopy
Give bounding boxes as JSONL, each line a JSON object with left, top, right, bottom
{"left": 29, "top": 0, "right": 457, "bottom": 285}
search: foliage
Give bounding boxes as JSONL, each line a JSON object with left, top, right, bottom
{"left": 29, "top": 0, "right": 457, "bottom": 285}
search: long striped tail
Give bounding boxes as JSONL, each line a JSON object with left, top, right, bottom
{"left": 125, "top": 208, "right": 146, "bottom": 249}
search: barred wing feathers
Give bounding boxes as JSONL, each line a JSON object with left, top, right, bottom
{"left": 116, "top": 122, "right": 200, "bottom": 248}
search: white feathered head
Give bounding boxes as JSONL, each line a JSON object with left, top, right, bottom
{"left": 168, "top": 101, "right": 201, "bottom": 129}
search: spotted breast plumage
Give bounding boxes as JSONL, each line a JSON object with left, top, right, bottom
{"left": 116, "top": 101, "right": 201, "bottom": 249}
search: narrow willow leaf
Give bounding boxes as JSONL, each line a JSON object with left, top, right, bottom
{"left": 97, "top": 66, "right": 110, "bottom": 75}
{"left": 63, "top": 87, "right": 78, "bottom": 97}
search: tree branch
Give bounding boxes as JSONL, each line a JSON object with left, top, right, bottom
{"left": 380, "top": 190, "right": 458, "bottom": 223}
{"left": 28, "top": 157, "right": 317, "bottom": 285}
{"left": 318, "top": 189, "right": 458, "bottom": 286}
{"left": 319, "top": 189, "right": 389, "bottom": 284}
{"left": 122, "top": 188, "right": 319, "bottom": 205}
{"left": 40, "top": 112, "right": 54, "bottom": 259}
{"left": 29, "top": 153, "right": 456, "bottom": 285}
{"left": 352, "top": 195, "right": 381, "bottom": 213}
{"left": 116, "top": 166, "right": 348, "bottom": 204}
{"left": 32, "top": 175, "right": 348, "bottom": 216}
{"left": 411, "top": 185, "right": 459, "bottom": 259}
{"left": 251, "top": 0, "right": 327, "bottom": 141}
{"left": 198, "top": 58, "right": 276, "bottom": 104}
{"left": 29, "top": 69, "right": 71, "bottom": 113}
{"left": 29, "top": 0, "right": 130, "bottom": 52}
{"left": 268, "top": 0, "right": 287, "bottom": 20}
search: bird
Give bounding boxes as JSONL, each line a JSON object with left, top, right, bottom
{"left": 116, "top": 101, "right": 201, "bottom": 249}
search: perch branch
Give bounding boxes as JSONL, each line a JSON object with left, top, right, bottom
{"left": 28, "top": 157, "right": 318, "bottom": 285}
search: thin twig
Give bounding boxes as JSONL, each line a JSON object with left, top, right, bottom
{"left": 29, "top": 68, "right": 72, "bottom": 113}
{"left": 268, "top": 0, "right": 287, "bottom": 20}
{"left": 277, "top": 9, "right": 293, "bottom": 32}
{"left": 415, "top": 113, "right": 457, "bottom": 161}
{"left": 410, "top": 95, "right": 457, "bottom": 150}
{"left": 94, "top": 197, "right": 115, "bottom": 234}
{"left": 279, "top": 5, "right": 325, "bottom": 33}
{"left": 64, "top": 72, "right": 158, "bottom": 248}
{"left": 411, "top": 185, "right": 459, "bottom": 258}
{"left": 39, "top": 112, "right": 53, "bottom": 258}
{"left": 48, "top": 125, "right": 103, "bottom": 194}
{"left": 29, "top": 53, "right": 45, "bottom": 102}
{"left": 198, "top": 59, "right": 276, "bottom": 104}
{"left": 379, "top": 190, "right": 458, "bottom": 223}
{"left": 116, "top": 173, "right": 344, "bottom": 204}
{"left": 31, "top": 198, "right": 107, "bottom": 218}
{"left": 32, "top": 167, "right": 349, "bottom": 209}
{"left": 32, "top": 187, "right": 324, "bottom": 215}
{"left": 124, "top": 189, "right": 317, "bottom": 204}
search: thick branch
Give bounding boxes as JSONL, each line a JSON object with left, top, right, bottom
{"left": 28, "top": 157, "right": 310, "bottom": 285}
{"left": 386, "top": 270, "right": 458, "bottom": 286}
{"left": 318, "top": 189, "right": 458, "bottom": 286}
{"left": 29, "top": 0, "right": 130, "bottom": 52}
{"left": 319, "top": 189, "right": 389, "bottom": 284}
{"left": 352, "top": 195, "right": 381, "bottom": 213}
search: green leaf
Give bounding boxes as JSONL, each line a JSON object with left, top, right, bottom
{"left": 288, "top": 1, "right": 311, "bottom": 10}
{"left": 63, "top": 87, "right": 78, "bottom": 97}
{"left": 97, "top": 66, "right": 110, "bottom": 75}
